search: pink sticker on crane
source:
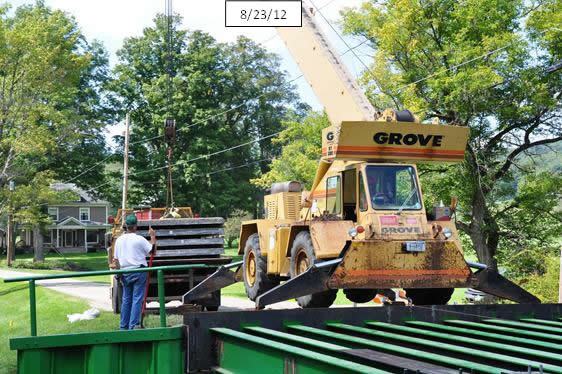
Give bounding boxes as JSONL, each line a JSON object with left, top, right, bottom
{"left": 380, "top": 216, "right": 398, "bottom": 225}
{"left": 406, "top": 218, "right": 418, "bottom": 225}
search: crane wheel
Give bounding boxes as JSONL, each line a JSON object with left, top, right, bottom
{"left": 344, "top": 289, "right": 378, "bottom": 303}
{"left": 404, "top": 288, "right": 454, "bottom": 305}
{"left": 243, "top": 233, "right": 279, "bottom": 301}
{"left": 290, "top": 231, "right": 337, "bottom": 308}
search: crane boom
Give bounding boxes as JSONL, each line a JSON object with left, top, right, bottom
{"left": 276, "top": 5, "right": 376, "bottom": 126}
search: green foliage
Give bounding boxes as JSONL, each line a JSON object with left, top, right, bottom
{"left": 0, "top": 171, "right": 76, "bottom": 229}
{"left": 108, "top": 15, "right": 303, "bottom": 216}
{"left": 495, "top": 172, "right": 562, "bottom": 275}
{"left": 517, "top": 256, "right": 560, "bottom": 303}
{"left": 342, "top": 0, "right": 562, "bottom": 271}
{"left": 0, "top": 2, "right": 112, "bottom": 227}
{"left": 253, "top": 111, "right": 330, "bottom": 189}
{"left": 224, "top": 209, "right": 253, "bottom": 247}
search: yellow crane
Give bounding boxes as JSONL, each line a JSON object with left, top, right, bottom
{"left": 184, "top": 3, "right": 538, "bottom": 308}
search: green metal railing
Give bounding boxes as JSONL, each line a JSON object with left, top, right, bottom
{"left": 3, "top": 264, "right": 206, "bottom": 336}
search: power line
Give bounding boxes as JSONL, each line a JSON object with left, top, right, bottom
{"left": 129, "top": 134, "right": 164, "bottom": 145}
{"left": 62, "top": 152, "right": 117, "bottom": 184}
{"left": 193, "top": 158, "right": 273, "bottom": 178}
{"left": 84, "top": 129, "right": 284, "bottom": 194}
{"left": 394, "top": 26, "right": 562, "bottom": 93}
{"left": 184, "top": 75, "right": 304, "bottom": 130}
{"left": 50, "top": 0, "right": 376, "bottom": 191}
{"left": 54, "top": 0, "right": 357, "bottom": 188}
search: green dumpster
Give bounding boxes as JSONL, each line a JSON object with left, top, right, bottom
{"left": 9, "top": 327, "right": 185, "bottom": 374}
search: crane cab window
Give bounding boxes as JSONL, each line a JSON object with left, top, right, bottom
{"left": 342, "top": 169, "right": 357, "bottom": 221}
{"left": 359, "top": 172, "right": 368, "bottom": 212}
{"left": 326, "top": 176, "right": 341, "bottom": 214}
{"left": 366, "top": 165, "right": 422, "bottom": 210}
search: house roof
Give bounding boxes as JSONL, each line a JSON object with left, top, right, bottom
{"left": 47, "top": 216, "right": 112, "bottom": 229}
{"left": 50, "top": 183, "right": 110, "bottom": 205}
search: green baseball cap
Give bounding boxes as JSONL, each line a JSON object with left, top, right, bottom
{"left": 125, "top": 214, "right": 138, "bottom": 226}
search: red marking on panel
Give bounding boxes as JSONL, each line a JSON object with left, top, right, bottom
{"left": 380, "top": 216, "right": 398, "bottom": 225}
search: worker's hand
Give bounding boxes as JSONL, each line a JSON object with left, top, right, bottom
{"left": 149, "top": 226, "right": 156, "bottom": 238}
{"left": 110, "top": 258, "right": 120, "bottom": 269}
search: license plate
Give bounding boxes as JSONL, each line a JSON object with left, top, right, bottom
{"left": 405, "top": 241, "right": 425, "bottom": 252}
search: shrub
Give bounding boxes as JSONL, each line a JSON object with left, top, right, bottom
{"left": 516, "top": 256, "right": 560, "bottom": 303}
{"left": 224, "top": 210, "right": 253, "bottom": 248}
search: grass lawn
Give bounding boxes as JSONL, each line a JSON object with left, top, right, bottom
{"left": 0, "top": 281, "right": 119, "bottom": 373}
{"left": 222, "top": 246, "right": 242, "bottom": 263}
{"left": 0, "top": 280, "right": 185, "bottom": 374}
{"left": 0, "top": 252, "right": 111, "bottom": 283}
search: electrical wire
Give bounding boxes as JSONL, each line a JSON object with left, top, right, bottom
{"left": 59, "top": 4, "right": 561, "bottom": 193}
{"left": 184, "top": 76, "right": 304, "bottom": 130}
{"left": 54, "top": 0, "right": 359, "bottom": 188}
{"left": 192, "top": 158, "right": 273, "bottom": 178}
{"left": 83, "top": 129, "right": 283, "bottom": 194}
{"left": 394, "top": 27, "right": 561, "bottom": 93}
{"left": 62, "top": 152, "right": 117, "bottom": 184}
{"left": 129, "top": 134, "right": 164, "bottom": 145}
{"left": 63, "top": 33, "right": 372, "bottom": 190}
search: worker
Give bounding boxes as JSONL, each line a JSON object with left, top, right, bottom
{"left": 114, "top": 214, "right": 157, "bottom": 330}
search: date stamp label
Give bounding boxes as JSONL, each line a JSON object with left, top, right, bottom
{"left": 225, "top": 0, "right": 302, "bottom": 27}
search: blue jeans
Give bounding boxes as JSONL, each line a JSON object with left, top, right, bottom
{"left": 120, "top": 272, "right": 148, "bottom": 329}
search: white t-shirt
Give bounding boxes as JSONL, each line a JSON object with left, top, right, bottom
{"left": 114, "top": 232, "right": 153, "bottom": 269}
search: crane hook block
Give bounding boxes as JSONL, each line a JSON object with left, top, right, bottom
{"left": 165, "top": 118, "right": 176, "bottom": 146}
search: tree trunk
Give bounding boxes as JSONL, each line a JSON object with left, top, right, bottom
{"left": 33, "top": 226, "right": 44, "bottom": 262}
{"left": 469, "top": 183, "right": 499, "bottom": 271}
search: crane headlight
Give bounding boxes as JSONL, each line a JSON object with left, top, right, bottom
{"left": 443, "top": 228, "right": 453, "bottom": 239}
{"left": 348, "top": 226, "right": 364, "bottom": 239}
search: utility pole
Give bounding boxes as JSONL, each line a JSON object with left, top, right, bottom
{"left": 121, "top": 113, "right": 130, "bottom": 223}
{"left": 6, "top": 180, "right": 14, "bottom": 266}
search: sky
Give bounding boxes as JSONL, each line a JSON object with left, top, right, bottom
{"left": 4, "top": 0, "right": 372, "bottom": 142}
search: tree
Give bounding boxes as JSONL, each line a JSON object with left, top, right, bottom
{"left": 253, "top": 111, "right": 330, "bottom": 189}
{"left": 0, "top": 2, "right": 112, "bottom": 261}
{"left": 341, "top": 0, "right": 562, "bottom": 271}
{"left": 224, "top": 209, "right": 253, "bottom": 248}
{"left": 43, "top": 40, "right": 115, "bottom": 191}
{"left": 0, "top": 171, "right": 76, "bottom": 262}
{"left": 109, "top": 14, "right": 302, "bottom": 217}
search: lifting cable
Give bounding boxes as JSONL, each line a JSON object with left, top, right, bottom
{"left": 164, "top": 0, "right": 176, "bottom": 209}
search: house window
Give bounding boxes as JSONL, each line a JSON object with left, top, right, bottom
{"left": 79, "top": 208, "right": 90, "bottom": 222}
{"left": 87, "top": 231, "right": 98, "bottom": 244}
{"left": 48, "top": 207, "right": 58, "bottom": 221}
